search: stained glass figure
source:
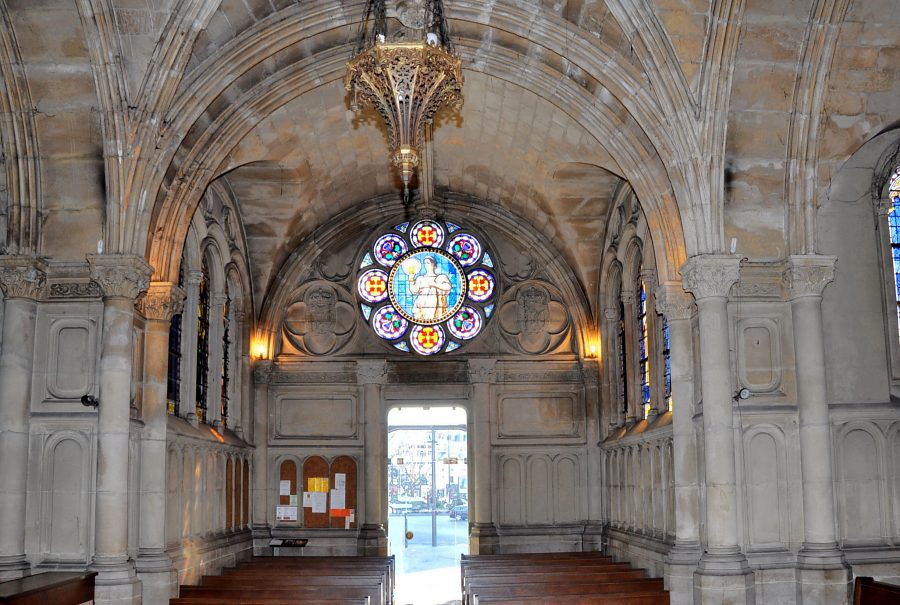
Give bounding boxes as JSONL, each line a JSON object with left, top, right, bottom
{"left": 411, "top": 220, "right": 445, "bottom": 248}
{"left": 372, "top": 306, "right": 409, "bottom": 340}
{"left": 389, "top": 249, "right": 465, "bottom": 324}
{"left": 663, "top": 317, "right": 672, "bottom": 412}
{"left": 890, "top": 168, "right": 900, "bottom": 337}
{"left": 410, "top": 324, "right": 445, "bottom": 355}
{"left": 374, "top": 234, "right": 408, "bottom": 266}
{"left": 358, "top": 218, "right": 496, "bottom": 354}
{"left": 467, "top": 269, "right": 495, "bottom": 302}
{"left": 448, "top": 307, "right": 482, "bottom": 340}
{"left": 447, "top": 234, "right": 482, "bottom": 266}
{"left": 358, "top": 269, "right": 389, "bottom": 303}
{"left": 638, "top": 281, "right": 651, "bottom": 416}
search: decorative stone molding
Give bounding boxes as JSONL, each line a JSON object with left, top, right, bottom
{"left": 653, "top": 283, "right": 694, "bottom": 321}
{"left": 680, "top": 255, "right": 741, "bottom": 301}
{"left": 468, "top": 359, "right": 496, "bottom": 383}
{"left": 783, "top": 255, "right": 837, "bottom": 299}
{"left": 253, "top": 361, "right": 274, "bottom": 385}
{"left": 603, "top": 308, "right": 618, "bottom": 321}
{"left": 49, "top": 281, "right": 102, "bottom": 299}
{"left": 620, "top": 289, "right": 635, "bottom": 305}
{"left": 0, "top": 257, "right": 46, "bottom": 299}
{"left": 356, "top": 359, "right": 388, "bottom": 385}
{"left": 87, "top": 255, "right": 152, "bottom": 300}
{"left": 139, "top": 282, "right": 186, "bottom": 321}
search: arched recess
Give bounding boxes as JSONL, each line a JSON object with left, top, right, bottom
{"left": 129, "top": 2, "right": 697, "bottom": 295}
{"left": 255, "top": 194, "right": 594, "bottom": 359}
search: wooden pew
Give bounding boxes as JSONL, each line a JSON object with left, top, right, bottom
{"left": 0, "top": 571, "right": 97, "bottom": 605}
{"left": 853, "top": 577, "right": 900, "bottom": 605}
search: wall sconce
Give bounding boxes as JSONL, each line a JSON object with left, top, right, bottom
{"left": 585, "top": 336, "right": 601, "bottom": 360}
{"left": 251, "top": 338, "right": 269, "bottom": 360}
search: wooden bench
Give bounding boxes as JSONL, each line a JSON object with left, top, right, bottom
{"left": 461, "top": 552, "right": 669, "bottom": 605}
{"left": 853, "top": 577, "right": 900, "bottom": 605}
{"left": 0, "top": 571, "right": 97, "bottom": 605}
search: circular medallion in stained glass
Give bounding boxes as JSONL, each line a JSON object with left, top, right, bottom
{"left": 372, "top": 305, "right": 408, "bottom": 340}
{"left": 410, "top": 324, "right": 445, "bottom": 355}
{"left": 388, "top": 248, "right": 467, "bottom": 325}
{"left": 373, "top": 234, "right": 408, "bottom": 266}
{"left": 411, "top": 220, "right": 445, "bottom": 248}
{"left": 466, "top": 269, "right": 495, "bottom": 302}
{"left": 447, "top": 234, "right": 481, "bottom": 266}
{"left": 448, "top": 306, "right": 482, "bottom": 340}
{"left": 357, "top": 269, "right": 389, "bottom": 303}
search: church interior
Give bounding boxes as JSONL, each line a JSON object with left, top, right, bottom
{"left": 0, "top": 0, "right": 898, "bottom": 603}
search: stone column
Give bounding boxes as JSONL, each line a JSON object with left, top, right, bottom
{"left": 620, "top": 290, "right": 638, "bottom": 425}
{"left": 135, "top": 282, "right": 184, "bottom": 603}
{"left": 250, "top": 361, "right": 272, "bottom": 546}
{"left": 784, "top": 255, "right": 850, "bottom": 603}
{"left": 0, "top": 258, "right": 46, "bottom": 579}
{"left": 88, "top": 254, "right": 151, "bottom": 605}
{"left": 468, "top": 359, "right": 498, "bottom": 554}
{"left": 357, "top": 360, "right": 388, "bottom": 555}
{"left": 681, "top": 256, "right": 754, "bottom": 604}
{"left": 180, "top": 270, "right": 202, "bottom": 424}
{"left": 207, "top": 292, "right": 228, "bottom": 426}
{"left": 601, "top": 307, "right": 621, "bottom": 433}
{"left": 234, "top": 310, "right": 252, "bottom": 439}
{"left": 582, "top": 361, "right": 604, "bottom": 549}
{"left": 655, "top": 283, "right": 702, "bottom": 605}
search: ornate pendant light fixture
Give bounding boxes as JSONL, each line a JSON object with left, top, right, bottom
{"left": 346, "top": 0, "right": 463, "bottom": 198}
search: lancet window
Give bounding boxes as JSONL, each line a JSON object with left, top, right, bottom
{"left": 889, "top": 167, "right": 900, "bottom": 336}
{"left": 637, "top": 279, "right": 651, "bottom": 418}
{"left": 195, "top": 260, "right": 210, "bottom": 424}
{"left": 167, "top": 265, "right": 184, "bottom": 416}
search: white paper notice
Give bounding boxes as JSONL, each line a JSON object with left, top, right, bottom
{"left": 349, "top": 511, "right": 355, "bottom": 523}
{"left": 279, "top": 480, "right": 291, "bottom": 496}
{"left": 275, "top": 506, "right": 298, "bottom": 521}
{"left": 330, "top": 489, "right": 346, "bottom": 509}
{"left": 345, "top": 516, "right": 351, "bottom": 529}
{"left": 311, "top": 491, "right": 327, "bottom": 513}
{"left": 302, "top": 492, "right": 313, "bottom": 507}
{"left": 334, "top": 473, "right": 346, "bottom": 490}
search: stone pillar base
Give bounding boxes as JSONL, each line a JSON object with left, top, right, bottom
{"left": 666, "top": 542, "right": 702, "bottom": 605}
{"left": 469, "top": 523, "right": 499, "bottom": 555}
{"left": 135, "top": 551, "right": 177, "bottom": 603}
{"left": 357, "top": 524, "right": 388, "bottom": 556}
{"left": 797, "top": 546, "right": 851, "bottom": 605}
{"left": 582, "top": 522, "right": 605, "bottom": 552}
{"left": 92, "top": 558, "right": 142, "bottom": 605}
{"left": 694, "top": 551, "right": 755, "bottom": 605}
{"left": 0, "top": 557, "right": 30, "bottom": 581}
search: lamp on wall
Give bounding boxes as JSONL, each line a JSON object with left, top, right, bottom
{"left": 251, "top": 337, "right": 269, "bottom": 361}
{"left": 345, "top": 0, "right": 463, "bottom": 199}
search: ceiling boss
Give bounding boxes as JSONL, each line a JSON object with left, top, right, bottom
{"left": 345, "top": 0, "right": 464, "bottom": 199}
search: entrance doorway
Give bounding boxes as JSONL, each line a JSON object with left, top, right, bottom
{"left": 387, "top": 406, "right": 468, "bottom": 605}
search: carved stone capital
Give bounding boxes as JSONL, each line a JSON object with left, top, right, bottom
{"left": 653, "top": 283, "right": 695, "bottom": 321}
{"left": 185, "top": 270, "right": 205, "bottom": 287}
{"left": 233, "top": 310, "right": 247, "bottom": 323}
{"left": 139, "top": 282, "right": 186, "bottom": 321}
{"left": 87, "top": 255, "right": 152, "bottom": 300}
{"left": 680, "top": 255, "right": 740, "bottom": 301}
{"left": 468, "top": 359, "right": 496, "bottom": 384}
{"left": 620, "top": 289, "right": 635, "bottom": 305}
{"left": 253, "top": 361, "right": 274, "bottom": 385}
{"left": 603, "top": 308, "right": 618, "bottom": 321}
{"left": 0, "top": 257, "right": 47, "bottom": 300}
{"left": 356, "top": 359, "right": 388, "bottom": 385}
{"left": 783, "top": 255, "right": 837, "bottom": 299}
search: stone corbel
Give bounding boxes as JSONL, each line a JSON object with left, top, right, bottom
{"left": 253, "top": 360, "right": 274, "bottom": 385}
{"left": 87, "top": 255, "right": 152, "bottom": 300}
{"left": 0, "top": 256, "right": 47, "bottom": 300}
{"left": 782, "top": 255, "right": 837, "bottom": 300}
{"left": 139, "top": 282, "right": 186, "bottom": 322}
{"left": 653, "top": 283, "right": 695, "bottom": 322}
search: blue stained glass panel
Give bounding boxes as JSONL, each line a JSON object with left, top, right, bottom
{"left": 446, "top": 222, "right": 461, "bottom": 233}
{"left": 389, "top": 250, "right": 465, "bottom": 324}
{"left": 445, "top": 342, "right": 461, "bottom": 352}
{"left": 482, "top": 252, "right": 494, "bottom": 268}
{"left": 484, "top": 303, "right": 495, "bottom": 318}
{"left": 394, "top": 222, "right": 410, "bottom": 233}
{"left": 361, "top": 304, "right": 372, "bottom": 321}
{"left": 360, "top": 252, "right": 374, "bottom": 269}
{"left": 394, "top": 341, "right": 410, "bottom": 352}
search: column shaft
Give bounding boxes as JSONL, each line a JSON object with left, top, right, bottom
{"left": 251, "top": 363, "right": 271, "bottom": 529}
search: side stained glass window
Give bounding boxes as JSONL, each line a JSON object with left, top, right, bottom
{"left": 195, "top": 260, "right": 210, "bottom": 424}
{"left": 617, "top": 298, "right": 627, "bottom": 418}
{"left": 889, "top": 168, "right": 900, "bottom": 338}
{"left": 662, "top": 317, "right": 672, "bottom": 412}
{"left": 637, "top": 281, "right": 651, "bottom": 418}
{"left": 166, "top": 264, "right": 184, "bottom": 416}
{"left": 357, "top": 218, "right": 496, "bottom": 355}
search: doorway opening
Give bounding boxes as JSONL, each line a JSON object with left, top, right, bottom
{"left": 387, "top": 406, "right": 468, "bottom": 605}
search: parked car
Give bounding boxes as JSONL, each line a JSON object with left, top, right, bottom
{"left": 449, "top": 505, "right": 468, "bottom": 520}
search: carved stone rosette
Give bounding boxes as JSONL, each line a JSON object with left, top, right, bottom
{"left": 783, "top": 255, "right": 837, "bottom": 299}
{"left": 139, "top": 282, "right": 186, "bottom": 322}
{"left": 0, "top": 257, "right": 46, "bottom": 300}
{"left": 356, "top": 359, "right": 388, "bottom": 385}
{"left": 653, "top": 283, "right": 695, "bottom": 321}
{"left": 468, "top": 359, "right": 496, "bottom": 384}
{"left": 87, "top": 255, "right": 152, "bottom": 300}
{"left": 680, "top": 255, "right": 741, "bottom": 301}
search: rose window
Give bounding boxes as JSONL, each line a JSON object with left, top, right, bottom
{"left": 357, "top": 219, "right": 496, "bottom": 355}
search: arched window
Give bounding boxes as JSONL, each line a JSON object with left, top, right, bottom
{"left": 637, "top": 280, "right": 651, "bottom": 418}
{"left": 195, "top": 260, "right": 210, "bottom": 424}
{"left": 888, "top": 167, "right": 900, "bottom": 336}
{"left": 167, "top": 264, "right": 184, "bottom": 416}
{"left": 617, "top": 296, "right": 627, "bottom": 421}
{"left": 662, "top": 317, "right": 672, "bottom": 412}
{"left": 221, "top": 290, "right": 231, "bottom": 424}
